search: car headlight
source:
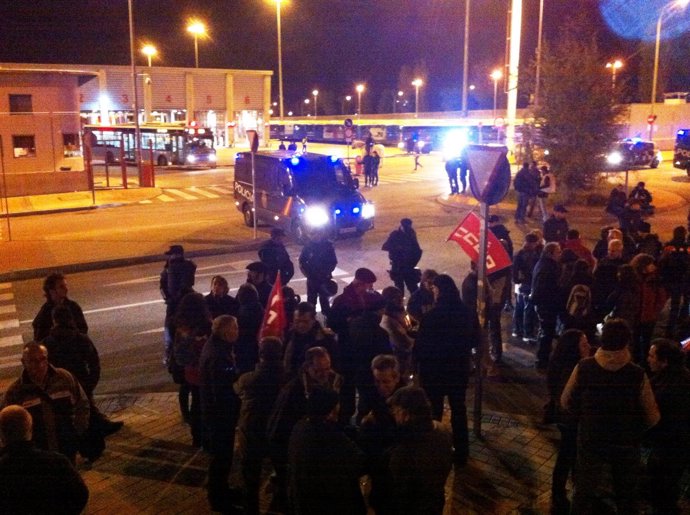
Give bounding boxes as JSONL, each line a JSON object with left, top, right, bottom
{"left": 361, "top": 202, "right": 375, "bottom": 219}
{"left": 187, "top": 154, "right": 197, "bottom": 163}
{"left": 209, "top": 153, "right": 217, "bottom": 162}
{"left": 303, "top": 205, "right": 330, "bottom": 227}
{"left": 606, "top": 151, "right": 623, "bottom": 166}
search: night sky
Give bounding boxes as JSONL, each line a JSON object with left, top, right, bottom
{"left": 0, "top": 0, "right": 685, "bottom": 112}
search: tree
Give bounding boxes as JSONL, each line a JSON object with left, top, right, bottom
{"left": 534, "top": 15, "right": 629, "bottom": 198}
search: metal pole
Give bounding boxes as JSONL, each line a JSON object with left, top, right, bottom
{"left": 0, "top": 135, "right": 11, "bottom": 241}
{"left": 128, "top": 0, "right": 143, "bottom": 182}
{"left": 474, "top": 201, "right": 489, "bottom": 437}
{"left": 650, "top": 14, "right": 662, "bottom": 141}
{"left": 461, "top": 0, "right": 471, "bottom": 116}
{"left": 493, "top": 80, "right": 498, "bottom": 119}
{"left": 534, "top": 0, "right": 544, "bottom": 108}
{"left": 276, "top": 1, "right": 284, "bottom": 120}
{"left": 194, "top": 36, "right": 199, "bottom": 68}
{"left": 414, "top": 86, "right": 419, "bottom": 118}
{"left": 251, "top": 151, "right": 257, "bottom": 239}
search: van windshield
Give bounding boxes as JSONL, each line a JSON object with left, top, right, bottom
{"left": 292, "top": 160, "right": 353, "bottom": 194}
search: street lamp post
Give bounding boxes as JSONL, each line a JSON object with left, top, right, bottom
{"left": 412, "top": 79, "right": 423, "bottom": 118}
{"left": 605, "top": 60, "right": 623, "bottom": 89}
{"left": 491, "top": 69, "right": 503, "bottom": 119}
{"left": 141, "top": 44, "right": 157, "bottom": 67}
{"left": 356, "top": 84, "right": 364, "bottom": 138}
{"left": 343, "top": 95, "right": 352, "bottom": 115}
{"left": 312, "top": 89, "right": 318, "bottom": 117}
{"left": 274, "top": 0, "right": 285, "bottom": 120}
{"left": 303, "top": 98, "right": 310, "bottom": 116}
{"left": 186, "top": 20, "right": 206, "bottom": 68}
{"left": 393, "top": 90, "right": 403, "bottom": 114}
{"left": 650, "top": 0, "right": 690, "bottom": 140}
{"left": 461, "top": 0, "right": 471, "bottom": 116}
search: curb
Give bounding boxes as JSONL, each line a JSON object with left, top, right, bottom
{"left": 0, "top": 241, "right": 264, "bottom": 283}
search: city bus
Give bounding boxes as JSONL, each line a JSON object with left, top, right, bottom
{"left": 84, "top": 122, "right": 217, "bottom": 168}
{"left": 674, "top": 128, "right": 690, "bottom": 176}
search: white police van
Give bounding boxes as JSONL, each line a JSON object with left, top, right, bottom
{"left": 233, "top": 151, "right": 375, "bottom": 243}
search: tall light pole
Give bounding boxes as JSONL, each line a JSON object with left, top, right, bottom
{"left": 356, "top": 84, "right": 364, "bottom": 115}
{"left": 273, "top": 0, "right": 285, "bottom": 120}
{"left": 186, "top": 20, "right": 206, "bottom": 68}
{"left": 127, "top": 0, "right": 142, "bottom": 180}
{"left": 461, "top": 0, "right": 471, "bottom": 116}
{"left": 312, "top": 89, "right": 318, "bottom": 117}
{"left": 303, "top": 98, "right": 310, "bottom": 116}
{"left": 394, "top": 90, "right": 403, "bottom": 114}
{"left": 344, "top": 95, "right": 352, "bottom": 115}
{"left": 141, "top": 44, "right": 157, "bottom": 67}
{"left": 412, "top": 79, "right": 423, "bottom": 118}
{"left": 491, "top": 69, "right": 503, "bottom": 119}
{"left": 606, "top": 60, "right": 623, "bottom": 90}
{"left": 650, "top": 0, "right": 689, "bottom": 140}
{"left": 533, "top": 0, "right": 544, "bottom": 108}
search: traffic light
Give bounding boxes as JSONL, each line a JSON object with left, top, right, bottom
{"left": 647, "top": 114, "right": 657, "bottom": 125}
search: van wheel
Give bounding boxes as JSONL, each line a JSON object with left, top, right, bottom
{"left": 243, "top": 204, "right": 254, "bottom": 227}
{"left": 157, "top": 155, "right": 168, "bottom": 167}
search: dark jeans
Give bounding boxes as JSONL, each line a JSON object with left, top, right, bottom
{"left": 391, "top": 266, "right": 420, "bottom": 296}
{"left": 572, "top": 443, "right": 641, "bottom": 514}
{"left": 423, "top": 373, "right": 470, "bottom": 460}
{"left": 515, "top": 192, "right": 529, "bottom": 221}
{"left": 647, "top": 445, "right": 687, "bottom": 515}
{"left": 513, "top": 291, "right": 536, "bottom": 337}
{"left": 447, "top": 171, "right": 459, "bottom": 194}
{"left": 306, "top": 278, "right": 332, "bottom": 318}
{"left": 552, "top": 422, "right": 577, "bottom": 504}
{"left": 487, "top": 304, "right": 503, "bottom": 360}
{"left": 189, "top": 385, "right": 202, "bottom": 447}
{"left": 535, "top": 307, "right": 557, "bottom": 367}
{"left": 238, "top": 429, "right": 269, "bottom": 515}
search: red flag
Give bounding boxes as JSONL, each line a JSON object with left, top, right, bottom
{"left": 447, "top": 211, "right": 512, "bottom": 273}
{"left": 259, "top": 272, "right": 287, "bottom": 340}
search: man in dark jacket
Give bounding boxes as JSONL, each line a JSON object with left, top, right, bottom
{"left": 646, "top": 338, "right": 690, "bottom": 515}
{"left": 298, "top": 231, "right": 338, "bottom": 317}
{"left": 246, "top": 261, "right": 273, "bottom": 308}
{"left": 32, "top": 273, "right": 88, "bottom": 343}
{"left": 531, "top": 242, "right": 563, "bottom": 370}
{"left": 234, "top": 337, "right": 286, "bottom": 515}
{"left": 561, "top": 319, "right": 659, "bottom": 514}
{"left": 414, "top": 274, "right": 479, "bottom": 465}
{"left": 199, "top": 315, "right": 241, "bottom": 513}
{"left": 0, "top": 405, "right": 89, "bottom": 515}
{"left": 258, "top": 227, "right": 295, "bottom": 286}
{"left": 283, "top": 301, "right": 338, "bottom": 377}
{"left": 514, "top": 162, "right": 535, "bottom": 223}
{"left": 382, "top": 218, "right": 423, "bottom": 295}
{"left": 288, "top": 387, "right": 367, "bottom": 515}
{"left": 658, "top": 226, "right": 690, "bottom": 336}
{"left": 543, "top": 204, "right": 569, "bottom": 244}
{"left": 512, "top": 233, "right": 540, "bottom": 341}
{"left": 406, "top": 269, "right": 438, "bottom": 326}
{"left": 591, "top": 239, "right": 627, "bottom": 319}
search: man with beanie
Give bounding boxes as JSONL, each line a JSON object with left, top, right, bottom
{"left": 561, "top": 318, "right": 659, "bottom": 514}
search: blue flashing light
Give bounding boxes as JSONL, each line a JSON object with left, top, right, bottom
{"left": 329, "top": 155, "right": 339, "bottom": 163}
{"left": 679, "top": 129, "right": 687, "bottom": 136}
{"left": 352, "top": 206, "right": 361, "bottom": 214}
{"left": 334, "top": 208, "right": 342, "bottom": 215}
{"left": 290, "top": 156, "right": 300, "bottom": 166}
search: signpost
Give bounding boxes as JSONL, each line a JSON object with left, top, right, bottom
{"left": 462, "top": 144, "right": 511, "bottom": 437}
{"left": 246, "top": 129, "right": 259, "bottom": 239}
{"left": 344, "top": 119, "right": 354, "bottom": 164}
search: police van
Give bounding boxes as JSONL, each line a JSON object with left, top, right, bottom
{"left": 233, "top": 151, "right": 375, "bottom": 243}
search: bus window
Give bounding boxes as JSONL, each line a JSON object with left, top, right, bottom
{"left": 63, "top": 133, "right": 81, "bottom": 157}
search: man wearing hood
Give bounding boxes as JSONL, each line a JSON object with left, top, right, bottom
{"left": 561, "top": 318, "right": 659, "bottom": 514}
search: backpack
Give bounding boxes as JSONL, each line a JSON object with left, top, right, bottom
{"left": 566, "top": 284, "right": 592, "bottom": 319}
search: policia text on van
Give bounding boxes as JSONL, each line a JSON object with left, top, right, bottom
{"left": 234, "top": 151, "right": 375, "bottom": 242}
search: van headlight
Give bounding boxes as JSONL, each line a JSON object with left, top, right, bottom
{"left": 361, "top": 202, "right": 375, "bottom": 219}
{"left": 606, "top": 151, "right": 622, "bottom": 166}
{"left": 187, "top": 154, "right": 197, "bottom": 163}
{"left": 304, "top": 205, "right": 330, "bottom": 227}
{"left": 209, "top": 153, "right": 217, "bottom": 162}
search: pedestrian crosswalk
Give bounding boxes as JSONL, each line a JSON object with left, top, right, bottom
{"left": 140, "top": 185, "right": 234, "bottom": 204}
{"left": 0, "top": 283, "right": 25, "bottom": 371}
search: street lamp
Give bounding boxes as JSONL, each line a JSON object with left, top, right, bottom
{"left": 186, "top": 20, "right": 207, "bottom": 68}
{"left": 272, "top": 0, "right": 285, "bottom": 119}
{"left": 312, "top": 89, "right": 318, "bottom": 116}
{"left": 394, "top": 90, "right": 403, "bottom": 114}
{"left": 343, "top": 95, "right": 352, "bottom": 114}
{"left": 141, "top": 44, "right": 157, "bottom": 67}
{"left": 356, "top": 84, "right": 365, "bottom": 115}
{"left": 606, "top": 59, "right": 623, "bottom": 89}
{"left": 490, "top": 69, "right": 503, "bottom": 119}
{"left": 412, "top": 79, "right": 423, "bottom": 118}
{"left": 650, "top": 0, "right": 689, "bottom": 140}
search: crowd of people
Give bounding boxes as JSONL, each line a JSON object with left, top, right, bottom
{"left": 2, "top": 189, "right": 690, "bottom": 514}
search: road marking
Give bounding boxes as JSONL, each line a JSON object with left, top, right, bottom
{"left": 139, "top": 199, "right": 153, "bottom": 204}
{"left": 189, "top": 187, "right": 219, "bottom": 198}
{"left": 0, "top": 335, "right": 23, "bottom": 348}
{"left": 166, "top": 188, "right": 199, "bottom": 200}
{"left": 157, "top": 194, "right": 176, "bottom": 202}
{"left": 208, "top": 186, "right": 232, "bottom": 194}
{"left": 0, "top": 283, "right": 11, "bottom": 290}
{"left": 0, "top": 305, "right": 16, "bottom": 315}
{"left": 0, "top": 293, "right": 14, "bottom": 302}
{"left": 134, "top": 328, "right": 165, "bottom": 335}
{"left": 0, "top": 319, "right": 19, "bottom": 330}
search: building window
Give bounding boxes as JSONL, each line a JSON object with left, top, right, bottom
{"left": 63, "top": 133, "right": 81, "bottom": 157}
{"left": 12, "top": 135, "right": 36, "bottom": 158}
{"left": 9, "top": 94, "right": 33, "bottom": 113}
